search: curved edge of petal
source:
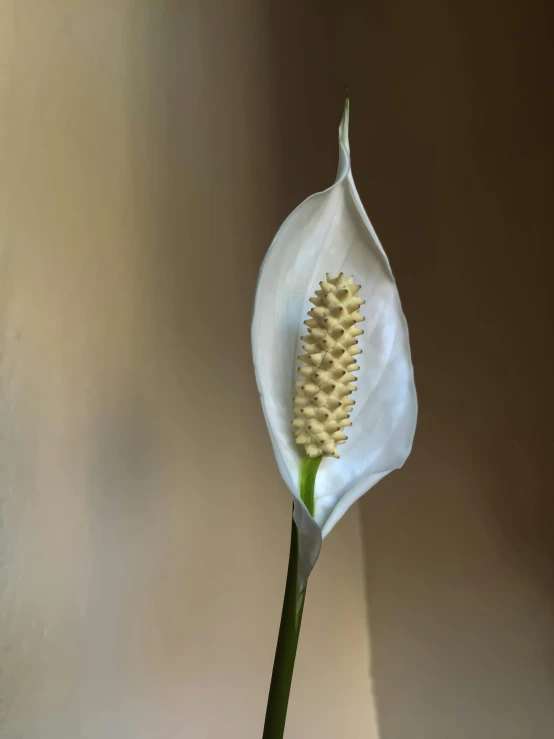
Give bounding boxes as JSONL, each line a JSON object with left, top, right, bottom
{"left": 293, "top": 500, "right": 322, "bottom": 587}
{"left": 319, "top": 370, "right": 417, "bottom": 538}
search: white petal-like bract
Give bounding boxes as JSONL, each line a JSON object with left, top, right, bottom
{"left": 252, "top": 101, "right": 417, "bottom": 579}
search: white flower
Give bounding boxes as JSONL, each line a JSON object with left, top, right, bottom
{"left": 252, "top": 101, "right": 417, "bottom": 582}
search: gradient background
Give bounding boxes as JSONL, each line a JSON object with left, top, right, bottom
{"left": 1, "top": 2, "right": 552, "bottom": 738}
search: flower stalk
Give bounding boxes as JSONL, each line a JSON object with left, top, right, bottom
{"left": 262, "top": 456, "right": 321, "bottom": 739}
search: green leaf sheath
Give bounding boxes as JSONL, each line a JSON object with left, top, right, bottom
{"left": 262, "top": 456, "right": 321, "bottom": 739}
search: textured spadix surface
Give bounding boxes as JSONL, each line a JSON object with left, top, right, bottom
{"left": 252, "top": 102, "right": 417, "bottom": 578}
{"left": 293, "top": 273, "right": 364, "bottom": 459}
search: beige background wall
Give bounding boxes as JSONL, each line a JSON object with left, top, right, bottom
{"left": 0, "top": 2, "right": 377, "bottom": 738}
{"left": 2, "top": 2, "right": 553, "bottom": 739}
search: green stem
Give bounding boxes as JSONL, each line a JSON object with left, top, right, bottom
{"left": 262, "top": 515, "right": 304, "bottom": 739}
{"left": 262, "top": 456, "right": 321, "bottom": 739}
{"left": 299, "top": 455, "right": 321, "bottom": 517}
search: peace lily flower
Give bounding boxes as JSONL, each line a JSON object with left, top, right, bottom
{"left": 253, "top": 100, "right": 417, "bottom": 739}
{"left": 253, "top": 100, "right": 417, "bottom": 579}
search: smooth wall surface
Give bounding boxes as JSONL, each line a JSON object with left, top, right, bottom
{"left": 3, "top": 2, "right": 552, "bottom": 739}
{"left": 323, "top": 1, "right": 554, "bottom": 738}
{"left": 1, "top": 2, "right": 379, "bottom": 738}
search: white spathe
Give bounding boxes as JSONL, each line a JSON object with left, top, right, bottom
{"left": 252, "top": 101, "right": 417, "bottom": 581}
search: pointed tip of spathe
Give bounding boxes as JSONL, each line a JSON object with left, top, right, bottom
{"left": 338, "top": 93, "right": 350, "bottom": 153}
{"left": 343, "top": 89, "right": 350, "bottom": 117}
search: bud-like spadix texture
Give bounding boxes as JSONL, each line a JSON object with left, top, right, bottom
{"left": 293, "top": 273, "right": 364, "bottom": 458}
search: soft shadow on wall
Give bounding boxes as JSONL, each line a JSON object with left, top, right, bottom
{"left": 325, "top": 1, "right": 554, "bottom": 738}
